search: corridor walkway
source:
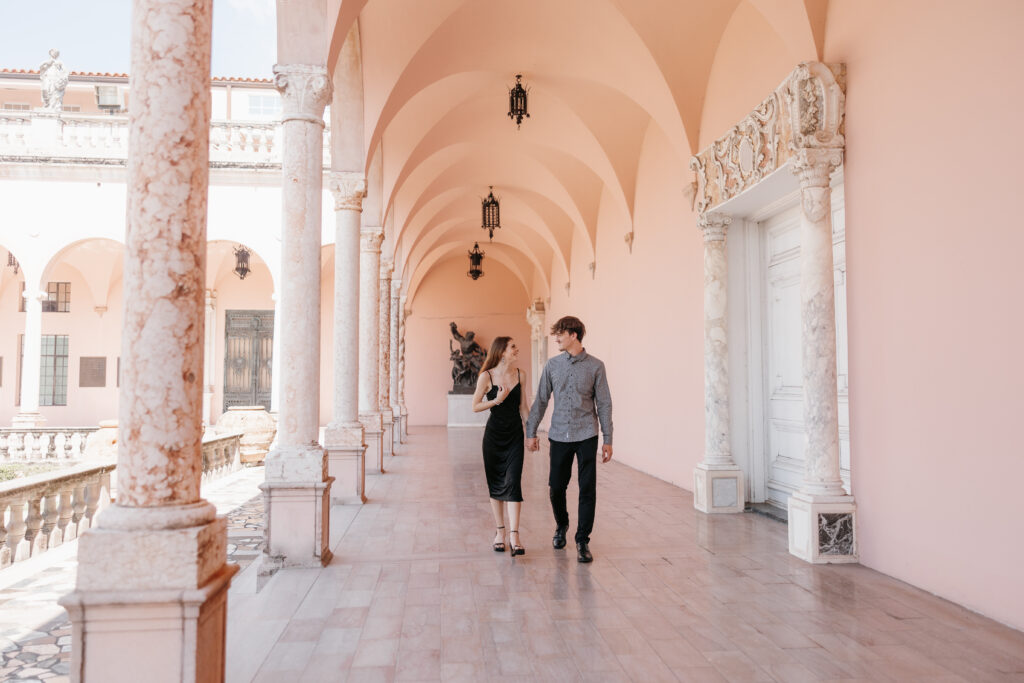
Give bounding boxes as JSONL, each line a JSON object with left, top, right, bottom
{"left": 226, "top": 427, "right": 1024, "bottom": 682}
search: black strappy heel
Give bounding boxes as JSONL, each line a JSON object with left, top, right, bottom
{"left": 509, "top": 530, "right": 525, "bottom": 557}
{"left": 493, "top": 526, "right": 506, "bottom": 552}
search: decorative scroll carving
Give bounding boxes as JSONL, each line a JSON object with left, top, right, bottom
{"left": 698, "top": 213, "right": 731, "bottom": 243}
{"left": 329, "top": 172, "right": 367, "bottom": 211}
{"left": 273, "top": 64, "right": 331, "bottom": 124}
{"left": 690, "top": 62, "right": 845, "bottom": 215}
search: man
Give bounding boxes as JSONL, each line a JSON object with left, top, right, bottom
{"left": 526, "top": 316, "right": 613, "bottom": 563}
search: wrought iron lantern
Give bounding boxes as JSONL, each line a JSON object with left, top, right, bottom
{"left": 481, "top": 186, "right": 500, "bottom": 240}
{"left": 233, "top": 245, "right": 251, "bottom": 280}
{"left": 6, "top": 252, "right": 18, "bottom": 275}
{"left": 508, "top": 74, "right": 529, "bottom": 128}
{"left": 467, "top": 242, "right": 485, "bottom": 281}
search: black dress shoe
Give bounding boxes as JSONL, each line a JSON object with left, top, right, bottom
{"left": 552, "top": 526, "right": 568, "bottom": 549}
{"left": 576, "top": 542, "right": 593, "bottom": 563}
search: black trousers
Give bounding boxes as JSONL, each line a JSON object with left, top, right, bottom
{"left": 548, "top": 436, "right": 598, "bottom": 544}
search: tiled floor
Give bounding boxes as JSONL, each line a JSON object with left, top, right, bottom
{"left": 226, "top": 427, "right": 1024, "bottom": 682}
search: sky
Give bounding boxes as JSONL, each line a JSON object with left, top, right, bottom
{"left": 0, "top": 0, "right": 278, "bottom": 79}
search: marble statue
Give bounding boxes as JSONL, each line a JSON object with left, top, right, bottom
{"left": 39, "top": 49, "right": 69, "bottom": 113}
{"left": 449, "top": 322, "right": 486, "bottom": 393}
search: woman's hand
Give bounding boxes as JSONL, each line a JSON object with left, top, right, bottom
{"left": 494, "top": 384, "right": 511, "bottom": 404}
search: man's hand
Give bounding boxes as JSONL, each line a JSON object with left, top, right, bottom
{"left": 601, "top": 444, "right": 613, "bottom": 463}
{"left": 526, "top": 437, "right": 539, "bottom": 452}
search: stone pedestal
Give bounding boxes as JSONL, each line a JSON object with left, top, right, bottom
{"left": 693, "top": 464, "right": 745, "bottom": 514}
{"left": 360, "top": 412, "right": 385, "bottom": 475}
{"left": 788, "top": 493, "right": 857, "bottom": 563}
{"left": 324, "top": 422, "right": 366, "bottom": 504}
{"left": 447, "top": 394, "right": 488, "bottom": 427}
{"left": 381, "top": 410, "right": 394, "bottom": 456}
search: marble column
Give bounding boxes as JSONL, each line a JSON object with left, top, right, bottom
{"left": 389, "top": 278, "right": 402, "bottom": 447}
{"left": 359, "top": 228, "right": 385, "bottom": 474}
{"left": 324, "top": 172, "right": 367, "bottom": 505}
{"left": 378, "top": 260, "right": 395, "bottom": 457}
{"left": 398, "top": 297, "right": 409, "bottom": 441}
{"left": 526, "top": 300, "right": 546, "bottom": 396}
{"left": 59, "top": 2, "right": 236, "bottom": 681}
{"left": 787, "top": 147, "right": 857, "bottom": 563}
{"left": 693, "top": 212, "right": 745, "bottom": 514}
{"left": 259, "top": 63, "right": 333, "bottom": 579}
{"left": 13, "top": 287, "right": 45, "bottom": 427}
{"left": 202, "top": 288, "right": 217, "bottom": 426}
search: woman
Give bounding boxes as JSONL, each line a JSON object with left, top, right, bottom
{"left": 472, "top": 336, "right": 530, "bottom": 557}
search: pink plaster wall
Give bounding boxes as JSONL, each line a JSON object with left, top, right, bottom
{"left": 822, "top": 0, "right": 1024, "bottom": 631}
{"left": 406, "top": 256, "right": 530, "bottom": 426}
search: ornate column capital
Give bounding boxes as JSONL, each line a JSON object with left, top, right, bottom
{"left": 391, "top": 278, "right": 402, "bottom": 297}
{"left": 273, "top": 64, "right": 331, "bottom": 125}
{"left": 792, "top": 147, "right": 844, "bottom": 188}
{"left": 698, "top": 212, "right": 731, "bottom": 242}
{"left": 380, "top": 259, "right": 394, "bottom": 280}
{"left": 360, "top": 227, "right": 384, "bottom": 253}
{"left": 328, "top": 171, "right": 367, "bottom": 212}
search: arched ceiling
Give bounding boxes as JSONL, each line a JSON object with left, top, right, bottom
{"left": 316, "top": 0, "right": 823, "bottom": 301}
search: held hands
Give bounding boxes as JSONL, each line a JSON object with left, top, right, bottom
{"left": 601, "top": 444, "right": 613, "bottom": 463}
{"left": 526, "top": 437, "right": 540, "bottom": 452}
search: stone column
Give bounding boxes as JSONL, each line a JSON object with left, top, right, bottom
{"left": 324, "top": 172, "right": 367, "bottom": 504}
{"left": 259, "top": 63, "right": 333, "bottom": 580}
{"left": 398, "top": 297, "right": 409, "bottom": 441}
{"left": 389, "top": 278, "right": 402, "bottom": 447}
{"left": 59, "top": 2, "right": 236, "bottom": 680}
{"left": 202, "top": 288, "right": 217, "bottom": 426}
{"left": 270, "top": 290, "right": 281, "bottom": 414}
{"left": 359, "top": 228, "right": 385, "bottom": 474}
{"left": 378, "top": 260, "right": 395, "bottom": 457}
{"left": 13, "top": 287, "right": 45, "bottom": 427}
{"left": 787, "top": 147, "right": 857, "bottom": 563}
{"left": 693, "top": 212, "right": 745, "bottom": 514}
{"left": 526, "top": 300, "right": 546, "bottom": 396}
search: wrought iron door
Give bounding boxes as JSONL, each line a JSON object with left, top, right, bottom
{"left": 223, "top": 310, "right": 274, "bottom": 411}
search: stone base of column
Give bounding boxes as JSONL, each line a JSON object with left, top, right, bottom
{"left": 11, "top": 412, "right": 46, "bottom": 428}
{"left": 399, "top": 408, "right": 408, "bottom": 443}
{"left": 391, "top": 407, "right": 402, "bottom": 449}
{"left": 381, "top": 410, "right": 394, "bottom": 457}
{"left": 360, "top": 413, "right": 384, "bottom": 474}
{"left": 259, "top": 445, "right": 333, "bottom": 584}
{"left": 788, "top": 492, "right": 857, "bottom": 564}
{"left": 693, "top": 463, "right": 745, "bottom": 514}
{"left": 324, "top": 421, "right": 366, "bottom": 505}
{"left": 59, "top": 515, "right": 236, "bottom": 683}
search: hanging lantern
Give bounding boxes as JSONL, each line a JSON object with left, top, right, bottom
{"left": 6, "top": 252, "right": 19, "bottom": 275}
{"left": 467, "top": 242, "right": 485, "bottom": 281}
{"left": 481, "top": 186, "right": 500, "bottom": 241}
{"left": 508, "top": 74, "right": 529, "bottom": 129}
{"left": 233, "top": 245, "right": 251, "bottom": 280}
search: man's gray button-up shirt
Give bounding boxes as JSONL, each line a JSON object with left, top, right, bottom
{"left": 526, "top": 350, "right": 613, "bottom": 445}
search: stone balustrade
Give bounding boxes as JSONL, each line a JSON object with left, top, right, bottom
{"left": 0, "top": 462, "right": 115, "bottom": 568}
{"left": 201, "top": 432, "right": 242, "bottom": 484}
{"left": 0, "top": 111, "right": 331, "bottom": 167}
{"left": 0, "top": 428, "right": 97, "bottom": 462}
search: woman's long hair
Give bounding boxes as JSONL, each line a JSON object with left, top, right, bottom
{"left": 480, "top": 336, "right": 512, "bottom": 374}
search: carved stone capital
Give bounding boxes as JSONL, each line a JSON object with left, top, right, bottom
{"left": 273, "top": 64, "right": 331, "bottom": 125}
{"left": 391, "top": 278, "right": 402, "bottom": 297}
{"left": 698, "top": 213, "right": 731, "bottom": 242}
{"left": 360, "top": 228, "right": 384, "bottom": 253}
{"left": 379, "top": 259, "right": 394, "bottom": 280}
{"left": 328, "top": 172, "right": 367, "bottom": 212}
{"left": 792, "top": 147, "right": 844, "bottom": 189}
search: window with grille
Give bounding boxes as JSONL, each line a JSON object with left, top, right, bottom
{"left": 39, "top": 335, "right": 69, "bottom": 406}
{"left": 248, "top": 94, "right": 280, "bottom": 118}
{"left": 79, "top": 357, "right": 106, "bottom": 387}
{"left": 2, "top": 103, "right": 30, "bottom": 111}
{"left": 42, "top": 282, "right": 70, "bottom": 313}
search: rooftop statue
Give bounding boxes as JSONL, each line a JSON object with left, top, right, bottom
{"left": 39, "top": 49, "right": 69, "bottom": 113}
{"left": 449, "top": 322, "right": 485, "bottom": 394}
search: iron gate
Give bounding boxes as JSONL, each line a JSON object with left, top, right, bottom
{"left": 223, "top": 310, "right": 274, "bottom": 411}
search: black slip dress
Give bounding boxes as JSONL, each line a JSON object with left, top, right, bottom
{"left": 481, "top": 369, "right": 524, "bottom": 502}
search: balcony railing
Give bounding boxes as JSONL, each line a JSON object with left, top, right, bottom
{"left": 0, "top": 111, "right": 331, "bottom": 167}
{"left": 0, "top": 428, "right": 98, "bottom": 462}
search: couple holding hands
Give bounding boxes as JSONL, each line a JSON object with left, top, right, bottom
{"left": 471, "top": 316, "right": 613, "bottom": 564}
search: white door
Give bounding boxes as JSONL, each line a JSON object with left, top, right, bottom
{"left": 760, "top": 187, "right": 849, "bottom": 508}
